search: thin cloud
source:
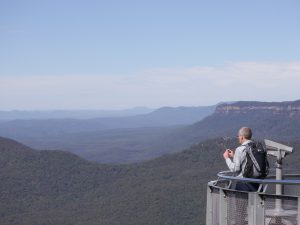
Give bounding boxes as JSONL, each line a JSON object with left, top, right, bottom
{"left": 0, "top": 61, "right": 299, "bottom": 110}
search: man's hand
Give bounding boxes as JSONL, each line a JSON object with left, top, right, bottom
{"left": 223, "top": 150, "right": 229, "bottom": 159}
{"left": 223, "top": 149, "right": 234, "bottom": 159}
{"left": 228, "top": 149, "right": 234, "bottom": 158}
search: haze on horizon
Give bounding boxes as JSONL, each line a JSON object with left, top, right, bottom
{"left": 1, "top": 1, "right": 299, "bottom": 110}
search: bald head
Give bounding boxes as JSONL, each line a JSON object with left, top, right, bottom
{"left": 238, "top": 127, "right": 252, "bottom": 140}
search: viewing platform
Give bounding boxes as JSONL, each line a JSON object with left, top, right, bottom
{"left": 206, "top": 139, "right": 300, "bottom": 225}
{"left": 206, "top": 171, "right": 300, "bottom": 225}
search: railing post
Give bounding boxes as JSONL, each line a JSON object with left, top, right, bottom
{"left": 248, "top": 192, "right": 265, "bottom": 225}
{"left": 206, "top": 185, "right": 213, "bottom": 225}
{"left": 219, "top": 189, "right": 228, "bottom": 225}
{"left": 298, "top": 197, "right": 300, "bottom": 225}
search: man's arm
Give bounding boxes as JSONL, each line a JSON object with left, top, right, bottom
{"left": 225, "top": 146, "right": 244, "bottom": 173}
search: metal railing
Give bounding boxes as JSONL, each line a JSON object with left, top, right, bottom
{"left": 206, "top": 171, "right": 300, "bottom": 225}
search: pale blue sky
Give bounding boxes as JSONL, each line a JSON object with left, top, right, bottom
{"left": 0, "top": 1, "right": 300, "bottom": 109}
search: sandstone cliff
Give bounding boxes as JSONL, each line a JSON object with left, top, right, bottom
{"left": 216, "top": 100, "right": 300, "bottom": 116}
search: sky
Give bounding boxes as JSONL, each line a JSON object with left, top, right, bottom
{"left": 0, "top": 0, "right": 300, "bottom": 110}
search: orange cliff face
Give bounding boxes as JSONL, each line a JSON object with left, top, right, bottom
{"left": 215, "top": 102, "right": 300, "bottom": 116}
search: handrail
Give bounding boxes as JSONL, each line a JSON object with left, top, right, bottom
{"left": 217, "top": 171, "right": 300, "bottom": 185}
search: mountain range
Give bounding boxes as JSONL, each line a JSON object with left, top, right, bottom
{"left": 0, "top": 105, "right": 215, "bottom": 163}
{"left": 0, "top": 107, "right": 153, "bottom": 120}
{"left": 57, "top": 99, "right": 300, "bottom": 163}
{"left": 1, "top": 99, "right": 300, "bottom": 224}
{"left": 1, "top": 100, "right": 300, "bottom": 163}
{"left": 0, "top": 105, "right": 215, "bottom": 137}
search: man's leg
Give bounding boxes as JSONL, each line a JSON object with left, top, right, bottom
{"left": 236, "top": 182, "right": 259, "bottom": 192}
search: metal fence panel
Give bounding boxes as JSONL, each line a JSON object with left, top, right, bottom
{"left": 264, "top": 195, "right": 298, "bottom": 225}
{"left": 226, "top": 190, "right": 248, "bottom": 225}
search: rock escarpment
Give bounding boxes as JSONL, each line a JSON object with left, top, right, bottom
{"left": 216, "top": 100, "right": 300, "bottom": 116}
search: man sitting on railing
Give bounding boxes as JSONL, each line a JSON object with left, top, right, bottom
{"left": 223, "top": 127, "right": 260, "bottom": 191}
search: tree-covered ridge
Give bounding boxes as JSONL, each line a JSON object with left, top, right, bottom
{"left": 1, "top": 136, "right": 299, "bottom": 225}
{"left": 0, "top": 137, "right": 231, "bottom": 225}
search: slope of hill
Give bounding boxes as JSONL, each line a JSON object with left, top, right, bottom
{"left": 1, "top": 136, "right": 299, "bottom": 225}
